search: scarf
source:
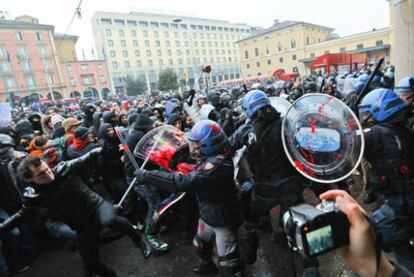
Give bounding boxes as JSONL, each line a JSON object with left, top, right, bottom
{"left": 73, "top": 139, "right": 91, "bottom": 150}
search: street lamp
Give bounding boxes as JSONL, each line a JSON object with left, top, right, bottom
{"left": 172, "top": 18, "right": 189, "bottom": 90}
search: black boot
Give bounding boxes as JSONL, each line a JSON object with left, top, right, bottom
{"left": 132, "top": 231, "right": 152, "bottom": 259}
{"left": 193, "top": 260, "right": 218, "bottom": 275}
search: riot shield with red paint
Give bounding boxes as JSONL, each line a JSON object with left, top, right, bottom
{"left": 133, "top": 125, "right": 194, "bottom": 174}
{"left": 282, "top": 93, "right": 364, "bottom": 183}
{"left": 269, "top": 96, "right": 291, "bottom": 117}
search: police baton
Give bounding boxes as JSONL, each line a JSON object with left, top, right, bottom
{"left": 115, "top": 127, "right": 158, "bottom": 208}
{"left": 355, "top": 58, "right": 384, "bottom": 114}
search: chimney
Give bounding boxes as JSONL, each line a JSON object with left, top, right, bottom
{"left": 274, "top": 19, "right": 280, "bottom": 26}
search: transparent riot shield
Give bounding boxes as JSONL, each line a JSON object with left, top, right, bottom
{"left": 133, "top": 125, "right": 188, "bottom": 170}
{"left": 269, "top": 97, "right": 291, "bottom": 117}
{"left": 282, "top": 93, "right": 364, "bottom": 183}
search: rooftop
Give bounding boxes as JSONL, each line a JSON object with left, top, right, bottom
{"left": 236, "top": 20, "right": 334, "bottom": 43}
{"left": 0, "top": 19, "right": 54, "bottom": 31}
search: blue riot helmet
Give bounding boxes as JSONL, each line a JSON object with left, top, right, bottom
{"left": 242, "top": 90, "right": 271, "bottom": 119}
{"left": 394, "top": 75, "right": 414, "bottom": 106}
{"left": 187, "top": 120, "right": 228, "bottom": 158}
{"left": 359, "top": 88, "right": 407, "bottom": 125}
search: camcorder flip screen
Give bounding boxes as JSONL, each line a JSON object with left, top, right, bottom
{"left": 305, "top": 225, "right": 335, "bottom": 255}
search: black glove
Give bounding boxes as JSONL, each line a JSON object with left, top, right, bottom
{"left": 134, "top": 168, "right": 147, "bottom": 183}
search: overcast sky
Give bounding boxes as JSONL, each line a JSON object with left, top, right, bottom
{"left": 2, "top": 0, "right": 390, "bottom": 59}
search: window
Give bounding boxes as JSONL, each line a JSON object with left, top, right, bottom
{"left": 178, "top": 50, "right": 182, "bottom": 56}
{"left": 119, "top": 29, "right": 124, "bottom": 36}
{"left": 164, "top": 32, "right": 169, "bottom": 38}
{"left": 122, "top": 50, "right": 128, "bottom": 57}
{"left": 131, "top": 30, "right": 137, "bottom": 37}
{"left": 174, "top": 32, "right": 179, "bottom": 38}
{"left": 114, "top": 20, "right": 125, "bottom": 26}
{"left": 168, "top": 59, "right": 173, "bottom": 65}
{"left": 145, "top": 40, "right": 150, "bottom": 47}
{"left": 155, "top": 40, "right": 160, "bottom": 47}
{"left": 376, "top": 40, "right": 384, "bottom": 46}
{"left": 256, "top": 62, "right": 260, "bottom": 67}
{"left": 66, "top": 64, "right": 71, "bottom": 71}
{"left": 16, "top": 32, "right": 23, "bottom": 41}
{"left": 112, "top": 61, "right": 118, "bottom": 68}
{"left": 310, "top": 53, "right": 315, "bottom": 58}
{"left": 246, "top": 64, "right": 250, "bottom": 69}
{"left": 278, "top": 42, "right": 283, "bottom": 52}
{"left": 183, "top": 32, "right": 187, "bottom": 38}
{"left": 110, "top": 50, "right": 116, "bottom": 57}
{"left": 178, "top": 59, "right": 183, "bottom": 65}
{"left": 161, "top": 23, "right": 169, "bottom": 28}
{"left": 151, "top": 22, "right": 160, "bottom": 28}
{"left": 136, "top": 60, "right": 142, "bottom": 67}
{"left": 100, "top": 75, "right": 106, "bottom": 83}
{"left": 357, "top": 43, "right": 364, "bottom": 49}
{"left": 157, "top": 50, "right": 162, "bottom": 56}
{"left": 165, "top": 40, "right": 170, "bottom": 47}
{"left": 108, "top": 40, "right": 114, "bottom": 47}
{"left": 292, "top": 54, "right": 297, "bottom": 61}
{"left": 175, "top": 41, "right": 180, "bottom": 47}
{"left": 291, "top": 39, "right": 296, "bottom": 49}
{"left": 146, "top": 50, "right": 151, "bottom": 56}
{"left": 187, "top": 50, "right": 191, "bottom": 55}
{"left": 70, "top": 78, "right": 76, "bottom": 86}
{"left": 194, "top": 42, "right": 198, "bottom": 47}
{"left": 268, "top": 60, "right": 271, "bottom": 65}
{"left": 244, "top": 50, "right": 249, "bottom": 59}
{"left": 306, "top": 37, "right": 309, "bottom": 45}
{"left": 184, "top": 41, "right": 189, "bottom": 47}
{"left": 340, "top": 47, "right": 346, "bottom": 53}
{"left": 100, "top": 18, "right": 112, "bottom": 25}
{"left": 154, "top": 31, "right": 159, "bottom": 37}
{"left": 143, "top": 31, "right": 148, "bottom": 37}
{"left": 195, "top": 50, "right": 199, "bottom": 55}
{"left": 167, "top": 50, "right": 172, "bottom": 56}
{"left": 106, "top": 29, "right": 112, "bottom": 36}
{"left": 5, "top": 78, "right": 15, "bottom": 88}
{"left": 133, "top": 40, "right": 138, "bottom": 47}
{"left": 124, "top": 61, "right": 130, "bottom": 68}
{"left": 265, "top": 47, "right": 270, "bottom": 55}
{"left": 36, "top": 32, "right": 43, "bottom": 41}
{"left": 135, "top": 50, "right": 140, "bottom": 57}
{"left": 139, "top": 21, "right": 149, "bottom": 27}
{"left": 159, "top": 59, "right": 163, "bottom": 65}
{"left": 120, "top": 40, "right": 126, "bottom": 47}
{"left": 124, "top": 19, "right": 136, "bottom": 26}
{"left": 81, "top": 63, "right": 89, "bottom": 71}
{"left": 255, "top": 48, "right": 259, "bottom": 57}
{"left": 39, "top": 46, "right": 48, "bottom": 57}
{"left": 148, "top": 60, "right": 153, "bottom": 66}
{"left": 97, "top": 63, "right": 103, "bottom": 69}
{"left": 279, "top": 57, "right": 284, "bottom": 63}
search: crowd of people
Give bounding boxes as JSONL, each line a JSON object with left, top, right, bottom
{"left": 0, "top": 64, "right": 413, "bottom": 277}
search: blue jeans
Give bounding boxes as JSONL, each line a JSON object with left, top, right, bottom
{"left": 127, "top": 176, "right": 162, "bottom": 226}
{"left": 0, "top": 208, "right": 21, "bottom": 273}
{"left": 45, "top": 220, "right": 77, "bottom": 242}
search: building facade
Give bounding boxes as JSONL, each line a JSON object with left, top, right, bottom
{"left": 91, "top": 11, "right": 254, "bottom": 92}
{"left": 301, "top": 28, "right": 391, "bottom": 74}
{"left": 54, "top": 33, "right": 78, "bottom": 62}
{"left": 237, "top": 19, "right": 392, "bottom": 78}
{"left": 236, "top": 20, "right": 334, "bottom": 77}
{"left": 60, "top": 60, "right": 111, "bottom": 99}
{"left": 0, "top": 15, "right": 67, "bottom": 102}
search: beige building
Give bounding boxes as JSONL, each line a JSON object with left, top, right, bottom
{"left": 54, "top": 33, "right": 79, "bottom": 62}
{"left": 301, "top": 28, "right": 391, "bottom": 74}
{"left": 237, "top": 20, "right": 392, "bottom": 77}
{"left": 236, "top": 20, "right": 334, "bottom": 77}
{"left": 91, "top": 11, "right": 255, "bottom": 92}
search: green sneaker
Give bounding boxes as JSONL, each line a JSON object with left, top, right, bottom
{"left": 146, "top": 234, "right": 169, "bottom": 253}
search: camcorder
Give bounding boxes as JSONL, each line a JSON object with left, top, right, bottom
{"left": 282, "top": 200, "right": 350, "bottom": 258}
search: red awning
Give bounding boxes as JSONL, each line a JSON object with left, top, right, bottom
{"left": 309, "top": 53, "right": 367, "bottom": 69}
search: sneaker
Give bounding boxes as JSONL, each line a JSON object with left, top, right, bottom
{"left": 146, "top": 234, "right": 169, "bottom": 253}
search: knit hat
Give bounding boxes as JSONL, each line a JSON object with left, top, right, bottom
{"left": 62, "top": 118, "right": 81, "bottom": 132}
{"left": 51, "top": 114, "right": 65, "bottom": 127}
{"left": 74, "top": 126, "right": 91, "bottom": 140}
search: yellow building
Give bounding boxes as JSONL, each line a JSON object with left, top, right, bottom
{"left": 302, "top": 28, "right": 391, "bottom": 75}
{"left": 54, "top": 33, "right": 78, "bottom": 62}
{"left": 237, "top": 19, "right": 392, "bottom": 77}
{"left": 236, "top": 20, "right": 334, "bottom": 77}
{"left": 91, "top": 11, "right": 255, "bottom": 92}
